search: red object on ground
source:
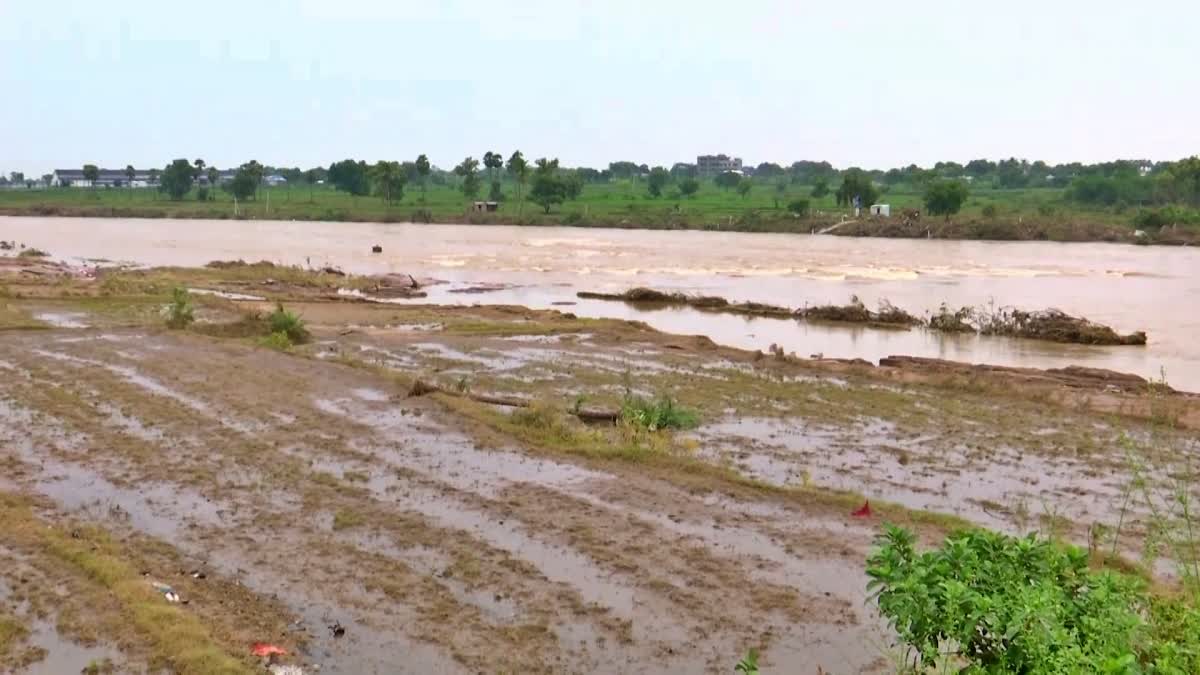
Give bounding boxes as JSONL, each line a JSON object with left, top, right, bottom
{"left": 851, "top": 500, "right": 872, "bottom": 517}
{"left": 251, "top": 643, "right": 287, "bottom": 657}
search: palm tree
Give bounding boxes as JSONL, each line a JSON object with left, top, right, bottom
{"left": 125, "top": 165, "right": 135, "bottom": 199}
{"left": 506, "top": 151, "right": 528, "bottom": 216}
{"left": 415, "top": 154, "right": 431, "bottom": 202}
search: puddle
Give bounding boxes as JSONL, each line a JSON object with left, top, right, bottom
{"left": 33, "top": 312, "right": 89, "bottom": 328}
{"left": 311, "top": 396, "right": 603, "bottom": 495}
{"left": 24, "top": 617, "right": 122, "bottom": 675}
{"left": 693, "top": 415, "right": 1141, "bottom": 531}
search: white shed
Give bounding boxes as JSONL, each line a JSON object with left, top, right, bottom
{"left": 870, "top": 204, "right": 890, "bottom": 217}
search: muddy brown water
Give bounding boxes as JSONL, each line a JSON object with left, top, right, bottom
{"left": 4, "top": 215, "right": 1199, "bottom": 391}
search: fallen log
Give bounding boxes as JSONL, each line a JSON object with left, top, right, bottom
{"left": 407, "top": 379, "right": 619, "bottom": 422}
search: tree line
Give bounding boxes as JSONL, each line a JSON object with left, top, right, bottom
{"left": 8, "top": 155, "right": 1198, "bottom": 221}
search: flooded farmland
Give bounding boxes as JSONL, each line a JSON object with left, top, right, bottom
{"left": 2, "top": 216, "right": 1198, "bottom": 390}
{"left": 0, "top": 239, "right": 1198, "bottom": 672}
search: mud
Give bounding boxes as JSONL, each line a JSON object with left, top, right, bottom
{"left": 1, "top": 264, "right": 1197, "bottom": 672}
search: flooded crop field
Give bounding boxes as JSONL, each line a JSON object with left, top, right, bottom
{"left": 1, "top": 254, "right": 1198, "bottom": 673}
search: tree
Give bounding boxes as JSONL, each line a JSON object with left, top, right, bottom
{"left": 206, "top": 167, "right": 219, "bottom": 199}
{"left": 563, "top": 171, "right": 584, "bottom": 201}
{"left": 226, "top": 167, "right": 257, "bottom": 201}
{"left": 773, "top": 180, "right": 787, "bottom": 208}
{"left": 507, "top": 151, "right": 528, "bottom": 215}
{"left": 488, "top": 180, "right": 503, "bottom": 202}
{"left": 328, "top": 159, "right": 369, "bottom": 196}
{"left": 736, "top": 178, "right": 752, "bottom": 199}
{"left": 82, "top": 164, "right": 99, "bottom": 189}
{"left": 41, "top": 173, "right": 52, "bottom": 188}
{"left": 193, "top": 158, "right": 206, "bottom": 182}
{"left": 679, "top": 178, "right": 700, "bottom": 199}
{"left": 756, "top": 162, "right": 785, "bottom": 178}
{"left": 965, "top": 158, "right": 995, "bottom": 177}
{"left": 482, "top": 151, "right": 503, "bottom": 183}
{"left": 454, "top": 157, "right": 481, "bottom": 200}
{"left": 528, "top": 158, "right": 566, "bottom": 214}
{"left": 923, "top": 180, "right": 970, "bottom": 219}
{"left": 714, "top": 171, "right": 741, "bottom": 190}
{"left": 415, "top": 154, "right": 431, "bottom": 202}
{"left": 370, "top": 161, "right": 406, "bottom": 205}
{"left": 670, "top": 163, "right": 697, "bottom": 179}
{"left": 160, "top": 159, "right": 195, "bottom": 200}
{"left": 646, "top": 166, "right": 670, "bottom": 198}
{"left": 124, "top": 165, "right": 135, "bottom": 198}
{"left": 835, "top": 169, "right": 879, "bottom": 208}
{"left": 607, "top": 161, "right": 639, "bottom": 179}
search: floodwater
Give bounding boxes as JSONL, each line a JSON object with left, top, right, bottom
{"left": 4, "top": 215, "right": 1199, "bottom": 390}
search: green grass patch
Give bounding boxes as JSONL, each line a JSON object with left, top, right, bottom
{"left": 620, "top": 394, "right": 699, "bottom": 431}
{"left": 332, "top": 509, "right": 365, "bottom": 531}
{"left": 0, "top": 494, "right": 254, "bottom": 674}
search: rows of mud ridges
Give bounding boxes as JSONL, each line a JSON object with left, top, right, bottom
{"left": 0, "top": 331, "right": 881, "bottom": 673}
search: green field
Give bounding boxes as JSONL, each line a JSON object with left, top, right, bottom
{"left": 0, "top": 177, "right": 1188, "bottom": 243}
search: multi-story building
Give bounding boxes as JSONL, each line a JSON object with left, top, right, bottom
{"left": 696, "top": 154, "right": 743, "bottom": 176}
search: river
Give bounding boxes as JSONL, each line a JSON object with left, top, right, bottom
{"left": 4, "top": 216, "right": 1198, "bottom": 391}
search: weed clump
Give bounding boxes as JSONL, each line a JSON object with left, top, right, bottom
{"left": 16, "top": 248, "right": 48, "bottom": 258}
{"left": 267, "top": 303, "right": 309, "bottom": 344}
{"left": 258, "top": 331, "right": 293, "bottom": 351}
{"left": 163, "top": 287, "right": 195, "bottom": 329}
{"left": 620, "top": 394, "right": 699, "bottom": 431}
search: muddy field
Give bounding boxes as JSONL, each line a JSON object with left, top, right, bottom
{"left": 1, "top": 258, "right": 1196, "bottom": 673}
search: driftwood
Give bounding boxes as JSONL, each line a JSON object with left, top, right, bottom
{"left": 408, "top": 379, "right": 619, "bottom": 422}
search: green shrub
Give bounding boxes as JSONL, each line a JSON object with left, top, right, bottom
{"left": 867, "top": 525, "right": 1200, "bottom": 673}
{"left": 982, "top": 203, "right": 998, "bottom": 219}
{"left": 164, "top": 287, "right": 195, "bottom": 329}
{"left": 17, "top": 247, "right": 48, "bottom": 258}
{"left": 787, "top": 199, "right": 810, "bottom": 217}
{"left": 267, "top": 303, "right": 308, "bottom": 344}
{"left": 620, "top": 395, "right": 698, "bottom": 431}
{"left": 196, "top": 187, "right": 209, "bottom": 202}
{"left": 258, "top": 331, "right": 292, "bottom": 351}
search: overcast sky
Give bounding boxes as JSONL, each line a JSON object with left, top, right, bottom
{"left": 2, "top": 0, "right": 1197, "bottom": 174}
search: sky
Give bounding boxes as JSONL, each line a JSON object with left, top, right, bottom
{"left": 1, "top": 0, "right": 1197, "bottom": 174}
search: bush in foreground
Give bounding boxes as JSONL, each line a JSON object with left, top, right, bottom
{"left": 267, "top": 303, "right": 309, "bottom": 344}
{"left": 867, "top": 525, "right": 1200, "bottom": 673}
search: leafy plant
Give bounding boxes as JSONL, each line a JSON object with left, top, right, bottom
{"left": 867, "top": 524, "right": 1200, "bottom": 673}
{"left": 734, "top": 649, "right": 759, "bottom": 674}
{"left": 267, "top": 303, "right": 308, "bottom": 344}
{"left": 164, "top": 287, "right": 195, "bottom": 329}
{"left": 16, "top": 247, "right": 48, "bottom": 258}
{"left": 620, "top": 394, "right": 699, "bottom": 431}
{"left": 258, "top": 331, "right": 292, "bottom": 351}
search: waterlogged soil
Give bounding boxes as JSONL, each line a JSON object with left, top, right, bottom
{"left": 1, "top": 289, "right": 1196, "bottom": 672}
{"left": 0, "top": 323, "right": 887, "bottom": 673}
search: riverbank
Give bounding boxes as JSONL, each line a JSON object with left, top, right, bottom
{"left": 2, "top": 187, "right": 1197, "bottom": 244}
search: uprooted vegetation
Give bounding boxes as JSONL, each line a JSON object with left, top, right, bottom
{"left": 975, "top": 306, "right": 1148, "bottom": 345}
{"left": 577, "top": 288, "right": 794, "bottom": 318}
{"left": 579, "top": 286, "right": 1147, "bottom": 345}
{"left": 800, "top": 295, "right": 922, "bottom": 327}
